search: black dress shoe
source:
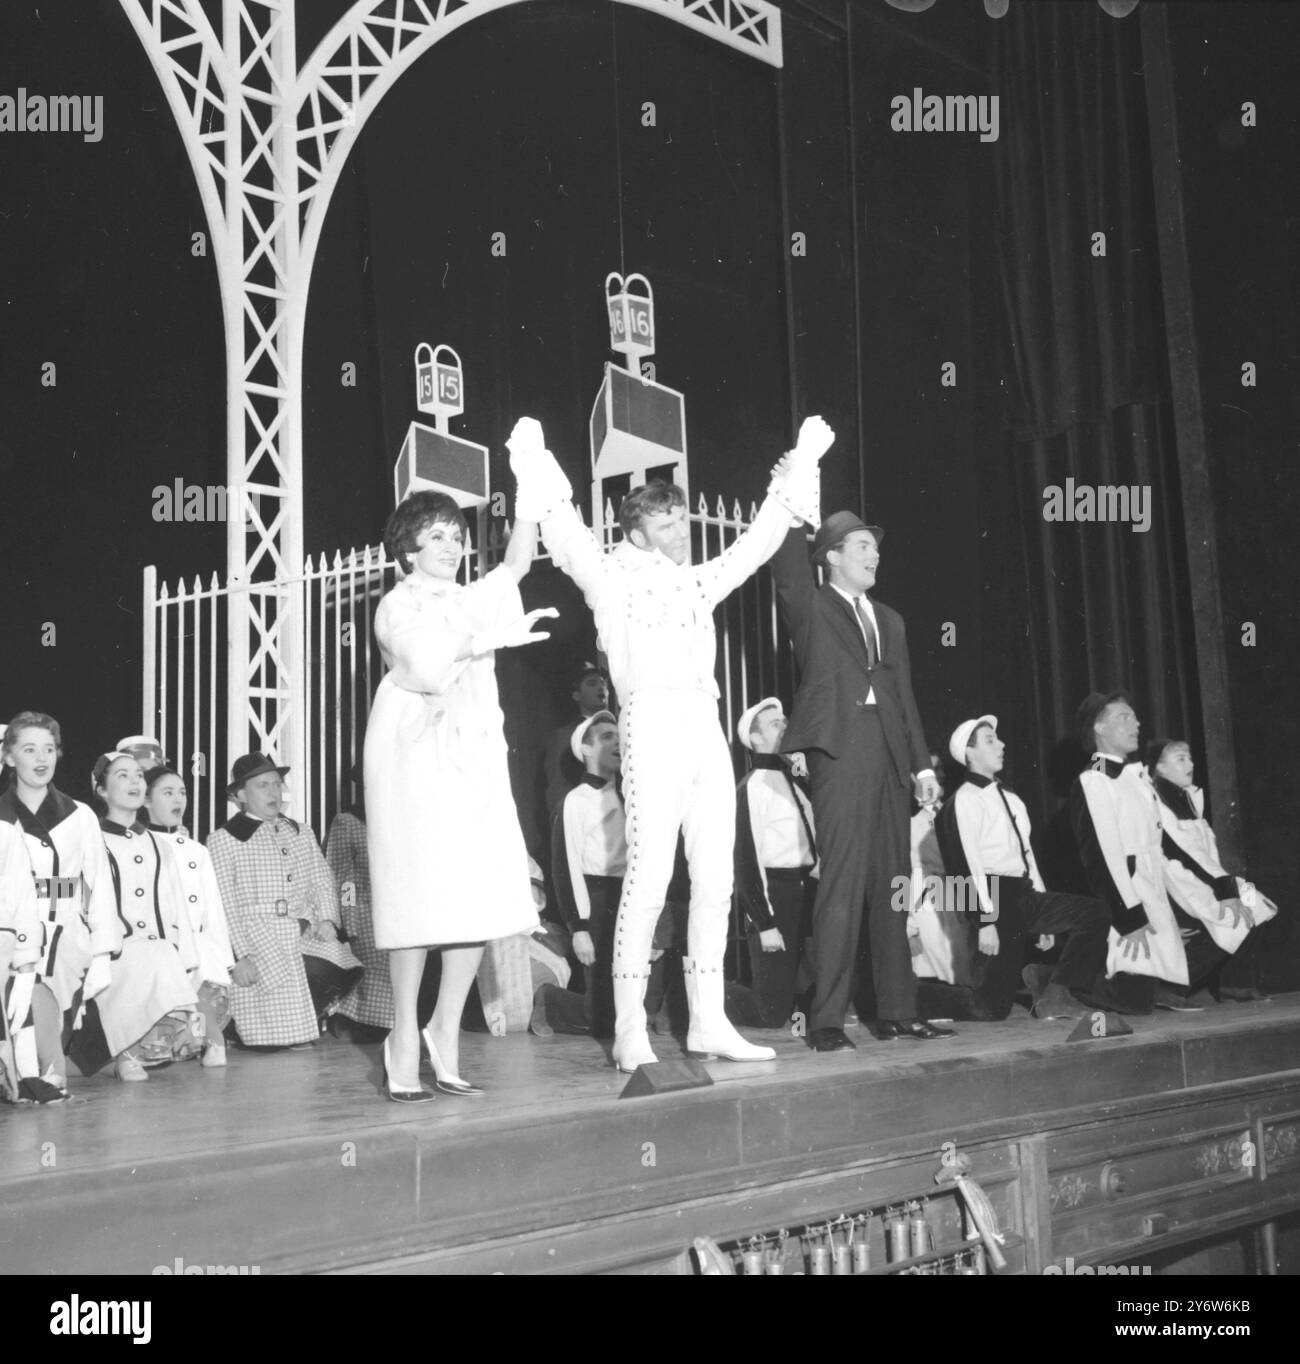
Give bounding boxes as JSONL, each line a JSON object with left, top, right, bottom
{"left": 875, "top": 1018, "right": 956, "bottom": 1041}
{"left": 809, "top": 1027, "right": 857, "bottom": 1052}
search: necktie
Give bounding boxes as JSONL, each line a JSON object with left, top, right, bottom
{"left": 996, "top": 785, "right": 1032, "bottom": 877}
{"left": 853, "top": 596, "right": 879, "bottom": 667}
{"left": 781, "top": 768, "right": 818, "bottom": 863}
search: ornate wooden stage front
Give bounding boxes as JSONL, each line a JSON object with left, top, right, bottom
{"left": 6, "top": 999, "right": 1300, "bottom": 1275}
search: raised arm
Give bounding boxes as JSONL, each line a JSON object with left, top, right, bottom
{"left": 770, "top": 524, "right": 817, "bottom": 661}
{"left": 502, "top": 517, "right": 540, "bottom": 584}
{"left": 698, "top": 417, "right": 835, "bottom": 607}
{"left": 507, "top": 417, "right": 609, "bottom": 603}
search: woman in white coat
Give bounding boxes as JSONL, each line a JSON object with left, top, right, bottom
{"left": 0, "top": 712, "right": 121, "bottom": 1098}
{"left": 365, "top": 489, "right": 555, "bottom": 1102}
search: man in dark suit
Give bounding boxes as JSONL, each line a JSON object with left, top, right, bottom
{"left": 772, "top": 511, "right": 954, "bottom": 1050}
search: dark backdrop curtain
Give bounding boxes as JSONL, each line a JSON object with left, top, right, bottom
{"left": 985, "top": 2, "right": 1199, "bottom": 872}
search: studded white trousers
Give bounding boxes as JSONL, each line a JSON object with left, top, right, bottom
{"left": 612, "top": 690, "right": 737, "bottom": 985}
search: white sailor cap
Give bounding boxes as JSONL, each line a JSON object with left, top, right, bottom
{"left": 948, "top": 714, "right": 998, "bottom": 767}
{"left": 737, "top": 697, "right": 784, "bottom": 751}
{"left": 117, "top": 734, "right": 165, "bottom": 758}
{"left": 570, "top": 710, "right": 618, "bottom": 763}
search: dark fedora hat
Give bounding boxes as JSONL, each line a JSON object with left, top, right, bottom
{"left": 227, "top": 751, "right": 290, "bottom": 796}
{"left": 811, "top": 510, "right": 885, "bottom": 563}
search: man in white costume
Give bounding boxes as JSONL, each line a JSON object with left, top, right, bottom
{"left": 1069, "top": 691, "right": 1188, "bottom": 1014}
{"left": 508, "top": 415, "right": 832, "bottom": 1071}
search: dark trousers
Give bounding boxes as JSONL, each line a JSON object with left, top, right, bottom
{"left": 918, "top": 879, "right": 1109, "bottom": 1022}
{"left": 1076, "top": 903, "right": 1229, "bottom": 1015}
{"left": 737, "top": 868, "right": 815, "bottom": 1028}
{"left": 1162, "top": 902, "right": 1229, "bottom": 998}
{"left": 808, "top": 711, "right": 914, "bottom": 1029}
{"left": 534, "top": 876, "right": 621, "bottom": 1038}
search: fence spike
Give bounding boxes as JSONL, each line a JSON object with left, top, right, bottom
{"left": 192, "top": 574, "right": 203, "bottom": 595}
{"left": 604, "top": 497, "right": 616, "bottom": 523}
{"left": 697, "top": 492, "right": 709, "bottom": 516}
{"left": 158, "top": 582, "right": 170, "bottom": 604}
{"left": 715, "top": 494, "right": 727, "bottom": 518}
{"left": 748, "top": 500, "right": 759, "bottom": 522}
{"left": 732, "top": 498, "right": 744, "bottom": 522}
{"left": 209, "top": 571, "right": 220, "bottom": 590}
{"left": 332, "top": 549, "right": 344, "bottom": 569}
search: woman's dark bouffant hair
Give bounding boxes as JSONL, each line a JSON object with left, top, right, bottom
{"left": 383, "top": 491, "right": 469, "bottom": 574}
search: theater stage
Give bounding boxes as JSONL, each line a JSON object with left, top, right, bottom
{"left": 5, "top": 998, "right": 1300, "bottom": 1276}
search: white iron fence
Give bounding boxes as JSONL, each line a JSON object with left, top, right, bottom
{"left": 142, "top": 495, "right": 801, "bottom": 843}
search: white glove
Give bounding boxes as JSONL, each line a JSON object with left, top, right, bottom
{"left": 514, "top": 467, "right": 572, "bottom": 524}
{"left": 792, "top": 415, "right": 835, "bottom": 463}
{"left": 507, "top": 418, "right": 572, "bottom": 522}
{"left": 83, "top": 953, "right": 112, "bottom": 1001}
{"left": 768, "top": 416, "right": 833, "bottom": 528}
{"left": 471, "top": 607, "right": 559, "bottom": 655}
{"left": 506, "top": 416, "right": 546, "bottom": 468}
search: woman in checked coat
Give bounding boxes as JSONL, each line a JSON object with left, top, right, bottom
{"left": 365, "top": 487, "right": 553, "bottom": 1102}
{"left": 206, "top": 754, "right": 345, "bottom": 1049}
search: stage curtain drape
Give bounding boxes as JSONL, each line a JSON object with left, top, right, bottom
{"left": 985, "top": 2, "right": 1199, "bottom": 852}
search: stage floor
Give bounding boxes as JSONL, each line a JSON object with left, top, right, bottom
{"left": 5, "top": 994, "right": 1299, "bottom": 1274}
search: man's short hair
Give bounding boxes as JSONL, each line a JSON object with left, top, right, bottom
{"left": 618, "top": 480, "right": 686, "bottom": 539}
{"left": 1075, "top": 689, "right": 1134, "bottom": 754}
{"left": 384, "top": 490, "right": 468, "bottom": 573}
{"left": 570, "top": 661, "right": 608, "bottom": 691}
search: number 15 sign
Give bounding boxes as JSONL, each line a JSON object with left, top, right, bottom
{"left": 415, "top": 342, "right": 465, "bottom": 424}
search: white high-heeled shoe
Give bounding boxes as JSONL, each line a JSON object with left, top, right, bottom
{"left": 421, "top": 1026, "right": 484, "bottom": 1096}
{"left": 381, "top": 1036, "right": 435, "bottom": 1104}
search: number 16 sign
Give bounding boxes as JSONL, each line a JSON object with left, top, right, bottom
{"left": 606, "top": 272, "right": 656, "bottom": 364}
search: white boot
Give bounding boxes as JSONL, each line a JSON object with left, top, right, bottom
{"left": 611, "top": 972, "right": 659, "bottom": 1073}
{"left": 684, "top": 958, "right": 776, "bottom": 1062}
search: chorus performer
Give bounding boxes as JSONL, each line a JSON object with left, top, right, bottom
{"left": 365, "top": 491, "right": 555, "bottom": 1102}
{"left": 79, "top": 752, "right": 199, "bottom": 1081}
{"left": 0, "top": 712, "right": 121, "bottom": 1098}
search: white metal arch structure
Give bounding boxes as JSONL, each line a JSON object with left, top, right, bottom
{"left": 121, "top": 0, "right": 782, "bottom": 811}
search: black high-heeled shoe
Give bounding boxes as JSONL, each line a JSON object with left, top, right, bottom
{"left": 421, "top": 1026, "right": 484, "bottom": 1096}
{"left": 382, "top": 1037, "right": 436, "bottom": 1104}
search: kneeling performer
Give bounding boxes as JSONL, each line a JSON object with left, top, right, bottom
{"left": 933, "top": 716, "right": 1109, "bottom": 1021}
